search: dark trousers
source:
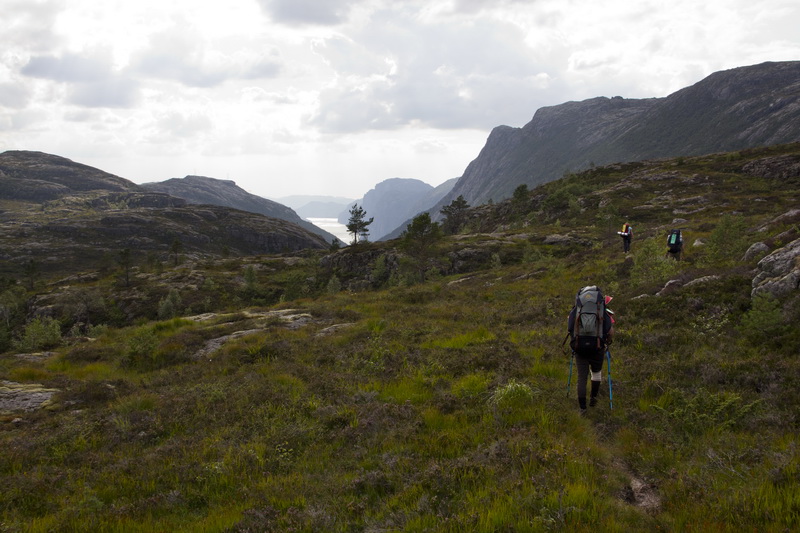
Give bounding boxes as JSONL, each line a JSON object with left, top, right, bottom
{"left": 576, "top": 350, "right": 604, "bottom": 409}
{"left": 622, "top": 236, "right": 631, "bottom": 253}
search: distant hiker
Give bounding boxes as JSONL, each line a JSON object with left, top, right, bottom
{"left": 666, "top": 228, "right": 683, "bottom": 260}
{"left": 567, "top": 286, "right": 615, "bottom": 414}
{"left": 618, "top": 222, "right": 633, "bottom": 253}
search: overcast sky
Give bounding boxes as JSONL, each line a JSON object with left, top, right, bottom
{"left": 1, "top": 0, "right": 798, "bottom": 200}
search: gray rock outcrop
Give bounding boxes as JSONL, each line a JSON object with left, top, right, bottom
{"left": 752, "top": 238, "right": 800, "bottom": 298}
{"left": 0, "top": 381, "right": 59, "bottom": 412}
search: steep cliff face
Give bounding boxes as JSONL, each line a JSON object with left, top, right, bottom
{"left": 433, "top": 61, "right": 800, "bottom": 216}
{"left": 142, "top": 176, "right": 340, "bottom": 244}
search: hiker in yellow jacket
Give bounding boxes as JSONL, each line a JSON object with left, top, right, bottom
{"left": 618, "top": 222, "right": 633, "bottom": 253}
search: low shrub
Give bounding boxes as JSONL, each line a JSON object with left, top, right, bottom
{"left": 13, "top": 316, "right": 62, "bottom": 352}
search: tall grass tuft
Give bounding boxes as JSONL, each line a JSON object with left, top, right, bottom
{"left": 488, "top": 379, "right": 537, "bottom": 426}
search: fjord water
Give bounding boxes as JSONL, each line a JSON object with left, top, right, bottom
{"left": 306, "top": 217, "right": 350, "bottom": 243}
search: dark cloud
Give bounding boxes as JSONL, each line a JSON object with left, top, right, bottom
{"left": 21, "top": 53, "right": 112, "bottom": 82}
{"left": 131, "top": 31, "right": 283, "bottom": 87}
{"left": 257, "top": 0, "right": 359, "bottom": 26}
{"left": 451, "top": 0, "right": 532, "bottom": 13}
{"left": 69, "top": 77, "right": 141, "bottom": 109}
{"left": 133, "top": 53, "right": 230, "bottom": 88}
{"left": 19, "top": 53, "right": 140, "bottom": 109}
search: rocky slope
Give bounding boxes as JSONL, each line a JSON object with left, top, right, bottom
{"left": 0, "top": 150, "right": 140, "bottom": 201}
{"left": 142, "top": 176, "right": 339, "bottom": 244}
{"left": 429, "top": 61, "right": 800, "bottom": 219}
{"left": 0, "top": 152, "right": 330, "bottom": 277}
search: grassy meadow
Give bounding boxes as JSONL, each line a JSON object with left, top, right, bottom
{"left": 1, "top": 144, "right": 799, "bottom": 531}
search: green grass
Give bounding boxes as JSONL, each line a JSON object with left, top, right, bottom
{"left": 1, "top": 144, "right": 799, "bottom": 530}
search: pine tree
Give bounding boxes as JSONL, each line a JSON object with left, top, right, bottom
{"left": 441, "top": 195, "right": 470, "bottom": 235}
{"left": 346, "top": 204, "right": 374, "bottom": 245}
{"left": 401, "top": 213, "right": 441, "bottom": 281}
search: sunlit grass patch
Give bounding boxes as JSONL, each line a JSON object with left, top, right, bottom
{"left": 451, "top": 372, "right": 491, "bottom": 401}
{"left": 267, "top": 372, "right": 307, "bottom": 401}
{"left": 51, "top": 360, "right": 119, "bottom": 381}
{"left": 368, "top": 373, "right": 433, "bottom": 405}
{"left": 7, "top": 366, "right": 52, "bottom": 382}
{"left": 422, "top": 326, "right": 496, "bottom": 349}
{"left": 111, "top": 392, "right": 158, "bottom": 414}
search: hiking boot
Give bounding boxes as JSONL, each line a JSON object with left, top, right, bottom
{"left": 590, "top": 381, "right": 600, "bottom": 406}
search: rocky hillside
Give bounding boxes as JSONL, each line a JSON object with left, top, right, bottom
{"left": 0, "top": 151, "right": 140, "bottom": 201}
{"left": 142, "top": 176, "right": 340, "bottom": 244}
{"left": 431, "top": 61, "right": 800, "bottom": 218}
{"left": 0, "top": 152, "right": 330, "bottom": 277}
{"left": 1, "top": 144, "right": 799, "bottom": 531}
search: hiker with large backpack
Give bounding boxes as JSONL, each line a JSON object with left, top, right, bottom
{"left": 566, "top": 286, "right": 615, "bottom": 414}
{"left": 666, "top": 229, "right": 683, "bottom": 260}
{"left": 618, "top": 222, "right": 633, "bottom": 253}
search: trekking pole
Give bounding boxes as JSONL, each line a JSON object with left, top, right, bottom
{"left": 566, "top": 351, "right": 574, "bottom": 397}
{"left": 606, "top": 349, "right": 614, "bottom": 410}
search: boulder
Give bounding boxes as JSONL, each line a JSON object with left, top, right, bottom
{"left": 752, "top": 238, "right": 800, "bottom": 298}
{"left": 656, "top": 279, "right": 683, "bottom": 296}
{"left": 742, "top": 242, "right": 770, "bottom": 262}
{"left": 448, "top": 247, "right": 494, "bottom": 274}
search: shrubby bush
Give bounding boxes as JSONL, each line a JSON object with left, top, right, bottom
{"left": 326, "top": 275, "right": 342, "bottom": 294}
{"left": 741, "top": 293, "right": 787, "bottom": 344}
{"left": 157, "top": 289, "right": 182, "bottom": 320}
{"left": 630, "top": 237, "right": 679, "bottom": 288}
{"left": 13, "top": 316, "right": 62, "bottom": 352}
{"left": 702, "top": 214, "right": 750, "bottom": 266}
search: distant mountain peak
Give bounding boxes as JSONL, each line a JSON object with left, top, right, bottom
{"left": 434, "top": 60, "right": 800, "bottom": 214}
{"left": 142, "top": 175, "right": 340, "bottom": 243}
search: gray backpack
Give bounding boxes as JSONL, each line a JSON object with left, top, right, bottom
{"left": 570, "top": 286, "right": 606, "bottom": 355}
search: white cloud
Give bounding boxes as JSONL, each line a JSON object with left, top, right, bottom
{"left": 155, "top": 111, "right": 213, "bottom": 139}
{"left": 1, "top": 0, "right": 62, "bottom": 52}
{"left": 0, "top": 0, "right": 798, "bottom": 199}
{"left": 0, "top": 82, "right": 29, "bottom": 108}
{"left": 308, "top": 7, "right": 562, "bottom": 131}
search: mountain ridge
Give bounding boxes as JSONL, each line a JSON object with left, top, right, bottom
{"left": 425, "top": 60, "right": 800, "bottom": 223}
{"left": 0, "top": 151, "right": 331, "bottom": 276}
{"left": 142, "top": 175, "right": 340, "bottom": 244}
